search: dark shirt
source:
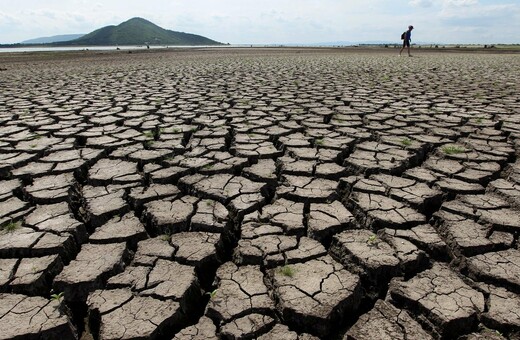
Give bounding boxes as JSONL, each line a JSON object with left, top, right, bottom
{"left": 405, "top": 30, "right": 412, "bottom": 42}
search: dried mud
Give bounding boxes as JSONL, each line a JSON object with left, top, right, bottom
{"left": 0, "top": 47, "right": 519, "bottom": 339}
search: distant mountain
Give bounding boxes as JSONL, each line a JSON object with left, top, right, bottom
{"left": 307, "top": 41, "right": 397, "bottom": 46}
{"left": 21, "top": 34, "right": 85, "bottom": 44}
{"left": 58, "top": 17, "right": 222, "bottom": 46}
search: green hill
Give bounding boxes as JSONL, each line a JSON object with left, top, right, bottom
{"left": 59, "top": 17, "right": 222, "bottom": 46}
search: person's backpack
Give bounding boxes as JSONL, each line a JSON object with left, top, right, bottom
{"left": 401, "top": 31, "right": 406, "bottom": 40}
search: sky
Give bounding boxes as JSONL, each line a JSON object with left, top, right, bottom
{"left": 0, "top": 0, "right": 519, "bottom": 44}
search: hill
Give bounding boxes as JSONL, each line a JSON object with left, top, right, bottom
{"left": 21, "top": 34, "right": 84, "bottom": 44}
{"left": 59, "top": 17, "right": 221, "bottom": 46}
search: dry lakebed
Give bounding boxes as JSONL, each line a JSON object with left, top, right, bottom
{"left": 0, "top": 47, "right": 519, "bottom": 339}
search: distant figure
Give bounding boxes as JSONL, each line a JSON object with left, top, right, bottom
{"left": 400, "top": 25, "right": 414, "bottom": 56}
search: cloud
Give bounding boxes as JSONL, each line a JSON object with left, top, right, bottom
{"left": 409, "top": 0, "right": 433, "bottom": 7}
{"left": 435, "top": 2, "right": 520, "bottom": 43}
{"left": 440, "top": 3, "right": 518, "bottom": 19}
{"left": 443, "top": 0, "right": 478, "bottom": 6}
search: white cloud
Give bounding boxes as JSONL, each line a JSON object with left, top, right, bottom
{"left": 441, "top": 3, "right": 517, "bottom": 18}
{"left": 409, "top": 0, "right": 433, "bottom": 7}
{"left": 443, "top": 0, "right": 478, "bottom": 6}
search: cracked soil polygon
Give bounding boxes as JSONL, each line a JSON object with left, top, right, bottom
{"left": 389, "top": 262, "right": 484, "bottom": 338}
{"left": 269, "top": 255, "right": 361, "bottom": 337}
{"left": 206, "top": 262, "right": 275, "bottom": 323}
{"left": 345, "top": 299, "right": 432, "bottom": 340}
{"left": 0, "top": 293, "right": 77, "bottom": 339}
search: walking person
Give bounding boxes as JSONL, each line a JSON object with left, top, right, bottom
{"left": 400, "top": 25, "right": 414, "bottom": 56}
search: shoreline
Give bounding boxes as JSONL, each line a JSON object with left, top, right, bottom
{"left": 0, "top": 45, "right": 519, "bottom": 61}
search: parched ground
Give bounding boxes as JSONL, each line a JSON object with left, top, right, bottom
{"left": 0, "top": 47, "right": 519, "bottom": 340}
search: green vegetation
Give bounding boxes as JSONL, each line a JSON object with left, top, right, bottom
{"left": 400, "top": 138, "right": 413, "bottom": 147}
{"left": 2, "top": 221, "right": 20, "bottom": 233}
{"left": 279, "top": 265, "right": 296, "bottom": 278}
{"left": 50, "top": 292, "right": 64, "bottom": 301}
{"left": 315, "top": 138, "right": 324, "bottom": 146}
{"left": 366, "top": 234, "right": 379, "bottom": 246}
{"left": 160, "top": 233, "right": 171, "bottom": 241}
{"left": 59, "top": 17, "right": 223, "bottom": 46}
{"left": 206, "top": 289, "right": 218, "bottom": 299}
{"left": 441, "top": 145, "right": 466, "bottom": 155}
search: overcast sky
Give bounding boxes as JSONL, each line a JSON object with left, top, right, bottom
{"left": 0, "top": 0, "right": 519, "bottom": 44}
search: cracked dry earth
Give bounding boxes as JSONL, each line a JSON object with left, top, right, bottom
{"left": 0, "top": 47, "right": 519, "bottom": 340}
